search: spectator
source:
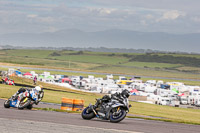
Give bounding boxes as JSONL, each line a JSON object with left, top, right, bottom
{"left": 33, "top": 76, "right": 37, "bottom": 85}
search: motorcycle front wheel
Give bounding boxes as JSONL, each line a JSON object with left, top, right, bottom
{"left": 4, "top": 100, "right": 10, "bottom": 108}
{"left": 81, "top": 106, "right": 95, "bottom": 120}
{"left": 110, "top": 107, "right": 127, "bottom": 123}
{"left": 18, "top": 97, "right": 31, "bottom": 110}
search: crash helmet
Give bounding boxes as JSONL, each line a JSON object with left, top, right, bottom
{"left": 35, "top": 86, "right": 42, "bottom": 92}
{"left": 121, "top": 89, "right": 130, "bottom": 98}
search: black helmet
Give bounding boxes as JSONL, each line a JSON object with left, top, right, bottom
{"left": 121, "top": 89, "right": 130, "bottom": 98}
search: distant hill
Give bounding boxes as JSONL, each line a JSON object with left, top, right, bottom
{"left": 0, "top": 29, "right": 200, "bottom": 53}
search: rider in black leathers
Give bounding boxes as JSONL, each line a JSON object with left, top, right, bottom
{"left": 94, "top": 89, "right": 130, "bottom": 108}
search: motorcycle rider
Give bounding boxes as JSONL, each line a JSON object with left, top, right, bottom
{"left": 94, "top": 89, "right": 130, "bottom": 109}
{"left": 2, "top": 76, "right": 8, "bottom": 84}
{"left": 12, "top": 87, "right": 26, "bottom": 100}
{"left": 12, "top": 85, "right": 43, "bottom": 106}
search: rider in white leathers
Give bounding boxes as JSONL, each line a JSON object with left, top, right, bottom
{"left": 12, "top": 86, "right": 42, "bottom": 107}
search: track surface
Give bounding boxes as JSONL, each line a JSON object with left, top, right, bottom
{"left": 0, "top": 99, "right": 199, "bottom": 133}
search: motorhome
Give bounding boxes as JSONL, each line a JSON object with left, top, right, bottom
{"left": 168, "top": 95, "right": 180, "bottom": 107}
{"left": 144, "top": 85, "right": 157, "bottom": 93}
{"left": 194, "top": 97, "right": 200, "bottom": 106}
{"left": 156, "top": 80, "right": 164, "bottom": 88}
{"left": 156, "top": 88, "right": 174, "bottom": 97}
{"left": 188, "top": 87, "right": 200, "bottom": 106}
{"left": 170, "top": 98, "right": 180, "bottom": 107}
{"left": 117, "top": 80, "right": 133, "bottom": 85}
{"left": 157, "top": 96, "right": 171, "bottom": 106}
{"left": 179, "top": 96, "right": 188, "bottom": 105}
{"left": 145, "top": 80, "right": 156, "bottom": 86}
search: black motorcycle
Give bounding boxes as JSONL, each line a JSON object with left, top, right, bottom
{"left": 82, "top": 94, "right": 131, "bottom": 123}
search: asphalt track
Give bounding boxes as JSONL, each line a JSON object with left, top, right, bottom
{"left": 0, "top": 99, "right": 200, "bottom": 133}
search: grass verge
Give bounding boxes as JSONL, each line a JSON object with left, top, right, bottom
{"left": 34, "top": 107, "right": 81, "bottom": 114}
{"left": 126, "top": 116, "right": 200, "bottom": 125}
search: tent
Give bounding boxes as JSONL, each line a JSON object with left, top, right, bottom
{"left": 47, "top": 76, "right": 54, "bottom": 79}
{"left": 15, "top": 70, "right": 22, "bottom": 75}
{"left": 39, "top": 75, "right": 44, "bottom": 79}
{"left": 23, "top": 72, "right": 32, "bottom": 76}
{"left": 10, "top": 73, "right": 16, "bottom": 77}
{"left": 45, "top": 75, "right": 54, "bottom": 83}
{"left": 38, "top": 75, "right": 45, "bottom": 82}
{"left": 172, "top": 88, "right": 179, "bottom": 93}
{"left": 130, "top": 89, "right": 139, "bottom": 95}
{"left": 62, "top": 78, "right": 72, "bottom": 84}
{"left": 178, "top": 93, "right": 185, "bottom": 96}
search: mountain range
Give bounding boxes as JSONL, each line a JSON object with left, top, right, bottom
{"left": 0, "top": 29, "right": 199, "bottom": 53}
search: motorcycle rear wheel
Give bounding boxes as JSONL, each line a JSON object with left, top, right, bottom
{"left": 110, "top": 107, "right": 126, "bottom": 123}
{"left": 26, "top": 104, "right": 33, "bottom": 110}
{"left": 81, "top": 107, "right": 95, "bottom": 120}
{"left": 18, "top": 98, "right": 31, "bottom": 110}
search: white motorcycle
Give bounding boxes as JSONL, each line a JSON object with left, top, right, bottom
{"left": 4, "top": 88, "right": 44, "bottom": 110}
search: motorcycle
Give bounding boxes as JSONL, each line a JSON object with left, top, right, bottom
{"left": 6, "top": 79, "right": 15, "bottom": 86}
{"left": 2, "top": 78, "right": 15, "bottom": 85}
{"left": 81, "top": 95, "right": 131, "bottom": 123}
{"left": 4, "top": 88, "right": 44, "bottom": 110}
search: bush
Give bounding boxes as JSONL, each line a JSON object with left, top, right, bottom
{"left": 49, "top": 52, "right": 61, "bottom": 56}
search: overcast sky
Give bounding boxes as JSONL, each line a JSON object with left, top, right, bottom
{"left": 0, "top": 0, "right": 200, "bottom": 35}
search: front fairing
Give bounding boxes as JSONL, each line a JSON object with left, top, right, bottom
{"left": 10, "top": 99, "right": 18, "bottom": 107}
{"left": 111, "top": 98, "right": 130, "bottom": 112}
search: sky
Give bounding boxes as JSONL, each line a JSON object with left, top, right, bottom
{"left": 0, "top": 0, "right": 200, "bottom": 35}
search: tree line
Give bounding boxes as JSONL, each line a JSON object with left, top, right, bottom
{"left": 128, "top": 54, "right": 200, "bottom": 67}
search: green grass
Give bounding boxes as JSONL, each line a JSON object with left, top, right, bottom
{"left": 94, "top": 66, "right": 200, "bottom": 80}
{"left": 1, "top": 84, "right": 200, "bottom": 125}
{"left": 51, "top": 55, "right": 128, "bottom": 65}
{"left": 121, "top": 61, "right": 182, "bottom": 68}
{"left": 1, "top": 49, "right": 200, "bottom": 81}
{"left": 157, "top": 53, "right": 200, "bottom": 59}
{"left": 0, "top": 83, "right": 101, "bottom": 106}
{"left": 129, "top": 101, "right": 200, "bottom": 124}
{"left": 34, "top": 107, "right": 81, "bottom": 113}
{"left": 177, "top": 66, "right": 200, "bottom": 73}
{"left": 3, "top": 49, "right": 54, "bottom": 58}
{"left": 0, "top": 55, "right": 101, "bottom": 70}
{"left": 0, "top": 84, "right": 19, "bottom": 99}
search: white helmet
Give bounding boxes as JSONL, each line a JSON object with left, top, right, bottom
{"left": 35, "top": 86, "right": 41, "bottom": 92}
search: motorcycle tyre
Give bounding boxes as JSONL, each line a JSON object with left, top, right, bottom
{"left": 18, "top": 98, "right": 31, "bottom": 110}
{"left": 26, "top": 104, "right": 33, "bottom": 110}
{"left": 81, "top": 107, "right": 95, "bottom": 120}
{"left": 110, "top": 108, "right": 127, "bottom": 123}
{"left": 4, "top": 100, "right": 10, "bottom": 108}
